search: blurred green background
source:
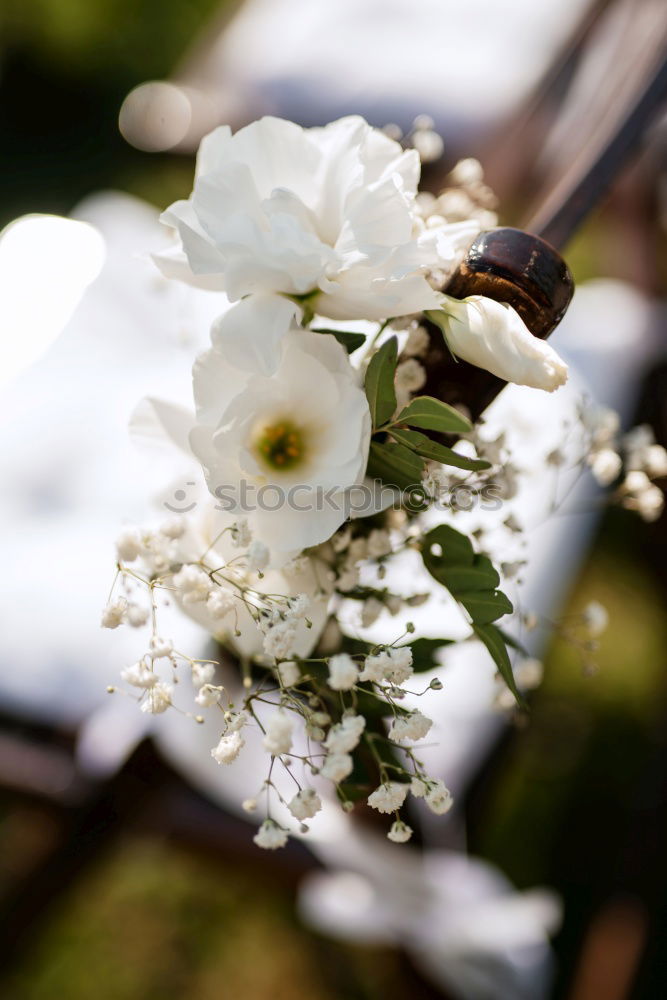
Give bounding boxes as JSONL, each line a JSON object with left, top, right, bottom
{"left": 1, "top": 2, "right": 666, "bottom": 998}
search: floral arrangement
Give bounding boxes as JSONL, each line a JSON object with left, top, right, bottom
{"left": 102, "top": 115, "right": 666, "bottom": 850}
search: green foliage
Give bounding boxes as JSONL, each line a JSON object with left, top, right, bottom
{"left": 473, "top": 623, "right": 524, "bottom": 706}
{"left": 311, "top": 328, "right": 366, "bottom": 354}
{"left": 366, "top": 440, "right": 424, "bottom": 490}
{"left": 396, "top": 637, "right": 455, "bottom": 673}
{"left": 364, "top": 336, "right": 398, "bottom": 429}
{"left": 395, "top": 395, "right": 472, "bottom": 434}
{"left": 388, "top": 427, "right": 490, "bottom": 472}
{"left": 420, "top": 524, "right": 520, "bottom": 704}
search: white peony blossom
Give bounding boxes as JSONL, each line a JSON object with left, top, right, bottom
{"left": 253, "top": 820, "right": 288, "bottom": 850}
{"left": 263, "top": 711, "right": 293, "bottom": 756}
{"left": 211, "top": 730, "right": 244, "bottom": 765}
{"left": 155, "top": 115, "right": 478, "bottom": 321}
{"left": 288, "top": 788, "right": 322, "bottom": 821}
{"left": 367, "top": 781, "right": 409, "bottom": 814}
{"left": 429, "top": 295, "right": 568, "bottom": 392}
{"left": 189, "top": 318, "right": 371, "bottom": 557}
{"left": 327, "top": 653, "right": 359, "bottom": 691}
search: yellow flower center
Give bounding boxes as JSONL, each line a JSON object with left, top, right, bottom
{"left": 254, "top": 420, "right": 306, "bottom": 471}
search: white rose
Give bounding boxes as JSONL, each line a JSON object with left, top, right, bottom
{"left": 189, "top": 317, "right": 371, "bottom": 557}
{"left": 428, "top": 295, "right": 568, "bottom": 392}
{"left": 155, "top": 115, "right": 478, "bottom": 321}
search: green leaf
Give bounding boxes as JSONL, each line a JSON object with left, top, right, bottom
{"left": 389, "top": 427, "right": 490, "bottom": 472}
{"left": 495, "top": 627, "right": 529, "bottom": 656}
{"left": 434, "top": 561, "right": 500, "bottom": 594}
{"left": 397, "top": 637, "right": 455, "bottom": 673}
{"left": 421, "top": 524, "right": 475, "bottom": 570}
{"left": 458, "top": 589, "right": 513, "bottom": 624}
{"left": 420, "top": 525, "right": 512, "bottom": 624}
{"left": 473, "top": 623, "right": 525, "bottom": 706}
{"left": 396, "top": 395, "right": 472, "bottom": 434}
{"left": 312, "top": 328, "right": 367, "bottom": 353}
{"left": 365, "top": 336, "right": 398, "bottom": 428}
{"left": 367, "top": 440, "right": 424, "bottom": 490}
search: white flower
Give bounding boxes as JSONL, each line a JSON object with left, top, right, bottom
{"left": 126, "top": 604, "right": 150, "bottom": 628}
{"left": 206, "top": 589, "right": 235, "bottom": 619}
{"left": 189, "top": 319, "right": 371, "bottom": 558}
{"left": 429, "top": 295, "right": 568, "bottom": 392}
{"left": 286, "top": 593, "right": 310, "bottom": 619}
{"left": 636, "top": 485, "right": 664, "bottom": 522}
{"left": 583, "top": 601, "right": 609, "bottom": 636}
{"left": 645, "top": 444, "right": 667, "bottom": 478}
{"left": 195, "top": 684, "right": 221, "bottom": 707}
{"left": 327, "top": 653, "right": 358, "bottom": 691}
{"left": 149, "top": 636, "right": 174, "bottom": 659}
{"left": 211, "top": 730, "right": 244, "bottom": 764}
{"left": 395, "top": 358, "right": 426, "bottom": 408}
{"left": 191, "top": 662, "right": 215, "bottom": 687}
{"left": 263, "top": 620, "right": 298, "bottom": 660}
{"left": 389, "top": 709, "right": 433, "bottom": 742}
{"left": 172, "top": 564, "right": 211, "bottom": 603}
{"left": 140, "top": 682, "right": 173, "bottom": 714}
{"left": 425, "top": 779, "right": 453, "bottom": 815}
{"left": 589, "top": 448, "right": 622, "bottom": 485}
{"left": 173, "top": 519, "right": 332, "bottom": 663}
{"left": 121, "top": 661, "right": 156, "bottom": 689}
{"left": 514, "top": 658, "right": 544, "bottom": 690}
{"left": 320, "top": 752, "right": 353, "bottom": 782}
{"left": 278, "top": 660, "right": 301, "bottom": 686}
{"left": 403, "top": 324, "right": 430, "bottom": 358}
{"left": 263, "top": 711, "right": 293, "bottom": 756}
{"left": 101, "top": 598, "right": 127, "bottom": 629}
{"left": 387, "top": 820, "right": 413, "bottom": 843}
{"left": 116, "top": 526, "right": 142, "bottom": 562}
{"left": 288, "top": 788, "right": 322, "bottom": 821}
{"left": 253, "top": 820, "right": 288, "bottom": 850}
{"left": 155, "top": 115, "right": 478, "bottom": 321}
{"left": 324, "top": 714, "right": 366, "bottom": 754}
{"left": 248, "top": 540, "right": 270, "bottom": 571}
{"left": 359, "top": 646, "right": 413, "bottom": 685}
{"left": 367, "top": 782, "right": 408, "bottom": 814}
{"left": 159, "top": 516, "right": 186, "bottom": 539}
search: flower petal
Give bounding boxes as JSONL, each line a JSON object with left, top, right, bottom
{"left": 431, "top": 295, "right": 569, "bottom": 392}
